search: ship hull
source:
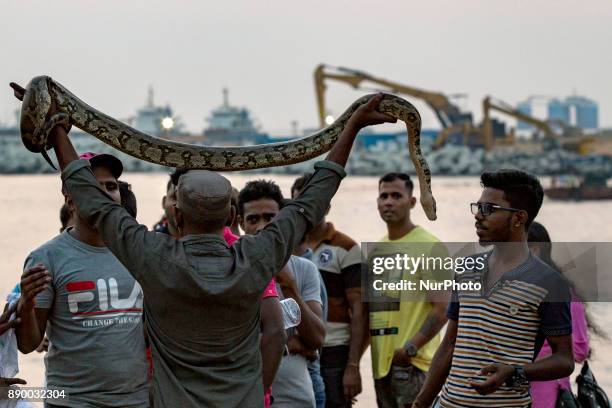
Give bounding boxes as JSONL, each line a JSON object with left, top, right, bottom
{"left": 545, "top": 186, "right": 612, "bottom": 200}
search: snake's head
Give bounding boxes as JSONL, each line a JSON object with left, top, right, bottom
{"left": 421, "top": 196, "right": 437, "bottom": 221}
{"left": 19, "top": 76, "right": 53, "bottom": 154}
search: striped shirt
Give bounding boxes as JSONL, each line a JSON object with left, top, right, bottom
{"left": 441, "top": 253, "right": 571, "bottom": 408}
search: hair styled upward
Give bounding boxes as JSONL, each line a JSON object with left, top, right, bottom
{"left": 480, "top": 169, "right": 544, "bottom": 229}
{"left": 379, "top": 172, "right": 414, "bottom": 195}
{"left": 237, "top": 180, "right": 285, "bottom": 216}
{"left": 291, "top": 173, "right": 313, "bottom": 198}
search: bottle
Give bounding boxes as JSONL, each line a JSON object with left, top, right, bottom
{"left": 279, "top": 298, "right": 301, "bottom": 329}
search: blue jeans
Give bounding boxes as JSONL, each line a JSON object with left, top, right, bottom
{"left": 308, "top": 358, "right": 326, "bottom": 408}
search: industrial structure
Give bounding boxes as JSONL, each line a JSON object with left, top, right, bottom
{"left": 314, "top": 64, "right": 597, "bottom": 155}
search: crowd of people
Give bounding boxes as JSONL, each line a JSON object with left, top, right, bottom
{"left": 0, "top": 93, "right": 599, "bottom": 408}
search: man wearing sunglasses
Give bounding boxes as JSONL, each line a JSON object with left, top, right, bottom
{"left": 413, "top": 169, "right": 574, "bottom": 408}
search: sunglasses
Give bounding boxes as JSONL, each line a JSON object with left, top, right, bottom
{"left": 470, "top": 202, "right": 521, "bottom": 216}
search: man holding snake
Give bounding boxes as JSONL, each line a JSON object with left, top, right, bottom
{"left": 11, "top": 82, "right": 395, "bottom": 408}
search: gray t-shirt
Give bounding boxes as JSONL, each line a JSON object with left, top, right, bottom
{"left": 29, "top": 230, "right": 149, "bottom": 407}
{"left": 272, "top": 255, "right": 322, "bottom": 408}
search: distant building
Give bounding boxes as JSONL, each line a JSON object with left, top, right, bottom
{"left": 547, "top": 98, "right": 571, "bottom": 127}
{"left": 566, "top": 96, "right": 598, "bottom": 129}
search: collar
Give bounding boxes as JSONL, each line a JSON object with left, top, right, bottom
{"left": 180, "top": 233, "right": 229, "bottom": 247}
{"left": 481, "top": 251, "right": 536, "bottom": 296}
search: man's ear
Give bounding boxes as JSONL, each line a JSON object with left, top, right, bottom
{"left": 325, "top": 205, "right": 331, "bottom": 216}
{"left": 174, "top": 205, "right": 184, "bottom": 232}
{"left": 161, "top": 195, "right": 167, "bottom": 210}
{"left": 409, "top": 196, "right": 417, "bottom": 209}
{"left": 516, "top": 210, "right": 529, "bottom": 228}
{"left": 66, "top": 196, "right": 76, "bottom": 214}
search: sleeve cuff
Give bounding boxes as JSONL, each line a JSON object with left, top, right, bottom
{"left": 61, "top": 159, "right": 91, "bottom": 181}
{"left": 541, "top": 326, "right": 572, "bottom": 336}
{"left": 314, "top": 160, "right": 347, "bottom": 179}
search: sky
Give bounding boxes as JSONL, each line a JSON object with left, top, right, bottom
{"left": 1, "top": 0, "right": 611, "bottom": 135}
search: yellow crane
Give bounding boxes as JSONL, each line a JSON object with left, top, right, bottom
{"left": 314, "top": 64, "right": 593, "bottom": 154}
{"left": 314, "top": 64, "right": 471, "bottom": 130}
{"left": 481, "top": 96, "right": 554, "bottom": 151}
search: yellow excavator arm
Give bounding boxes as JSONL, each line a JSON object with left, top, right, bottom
{"left": 314, "top": 65, "right": 592, "bottom": 154}
{"left": 482, "top": 96, "right": 556, "bottom": 139}
{"left": 314, "top": 64, "right": 467, "bottom": 129}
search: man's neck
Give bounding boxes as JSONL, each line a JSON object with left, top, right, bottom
{"left": 487, "top": 239, "right": 530, "bottom": 282}
{"left": 179, "top": 226, "right": 225, "bottom": 238}
{"left": 306, "top": 220, "right": 328, "bottom": 249}
{"left": 386, "top": 219, "right": 416, "bottom": 241}
{"left": 491, "top": 240, "right": 530, "bottom": 264}
{"left": 71, "top": 221, "right": 105, "bottom": 247}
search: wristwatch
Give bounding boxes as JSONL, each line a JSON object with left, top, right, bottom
{"left": 505, "top": 365, "right": 529, "bottom": 390}
{"left": 403, "top": 341, "right": 418, "bottom": 357}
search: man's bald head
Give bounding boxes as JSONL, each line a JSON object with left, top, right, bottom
{"left": 175, "top": 170, "right": 232, "bottom": 233}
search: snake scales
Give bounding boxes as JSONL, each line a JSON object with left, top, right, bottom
{"left": 18, "top": 75, "right": 437, "bottom": 220}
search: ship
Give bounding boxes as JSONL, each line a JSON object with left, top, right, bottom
{"left": 202, "top": 88, "right": 270, "bottom": 146}
{"left": 545, "top": 173, "right": 612, "bottom": 200}
{"left": 132, "top": 86, "right": 184, "bottom": 137}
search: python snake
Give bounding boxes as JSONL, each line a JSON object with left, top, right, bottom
{"left": 18, "top": 75, "right": 437, "bottom": 220}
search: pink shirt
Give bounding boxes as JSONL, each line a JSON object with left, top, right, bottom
{"left": 222, "top": 228, "right": 278, "bottom": 299}
{"left": 262, "top": 279, "right": 278, "bottom": 298}
{"left": 531, "top": 298, "right": 590, "bottom": 408}
{"left": 223, "top": 227, "right": 239, "bottom": 246}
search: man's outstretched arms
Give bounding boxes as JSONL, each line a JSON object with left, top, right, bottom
{"left": 236, "top": 94, "right": 397, "bottom": 284}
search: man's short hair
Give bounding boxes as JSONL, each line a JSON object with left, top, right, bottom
{"left": 237, "top": 180, "right": 285, "bottom": 216}
{"left": 379, "top": 172, "right": 414, "bottom": 195}
{"left": 119, "top": 181, "right": 137, "bottom": 218}
{"left": 480, "top": 169, "right": 544, "bottom": 228}
{"left": 291, "top": 173, "right": 313, "bottom": 197}
{"left": 170, "top": 168, "right": 189, "bottom": 188}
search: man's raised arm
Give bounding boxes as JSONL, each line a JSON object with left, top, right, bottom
{"left": 236, "top": 94, "right": 397, "bottom": 281}
{"left": 10, "top": 82, "right": 167, "bottom": 282}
